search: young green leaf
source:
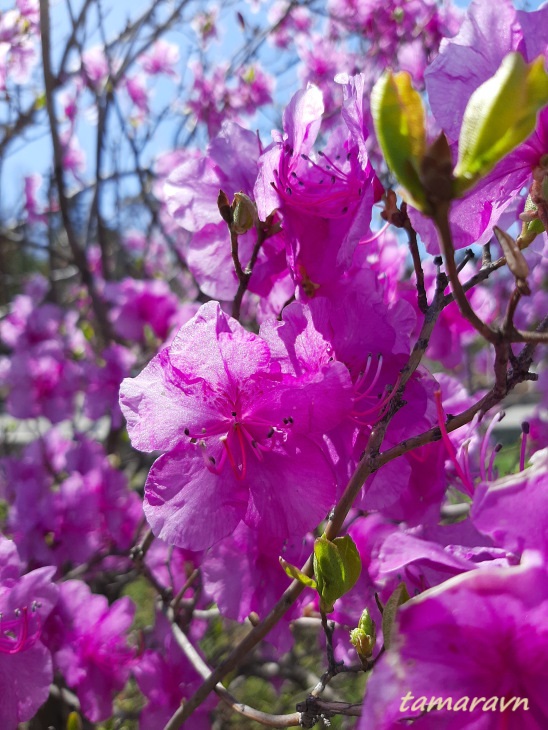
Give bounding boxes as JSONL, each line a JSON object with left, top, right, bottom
{"left": 370, "top": 71, "right": 428, "bottom": 211}
{"left": 454, "top": 53, "right": 548, "bottom": 195}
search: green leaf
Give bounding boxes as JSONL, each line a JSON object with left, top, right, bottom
{"left": 81, "top": 321, "right": 95, "bottom": 342}
{"left": 279, "top": 557, "right": 317, "bottom": 589}
{"left": 370, "top": 71, "right": 428, "bottom": 210}
{"left": 313, "top": 534, "right": 362, "bottom": 613}
{"left": 455, "top": 53, "right": 548, "bottom": 195}
{"left": 381, "top": 582, "right": 410, "bottom": 650}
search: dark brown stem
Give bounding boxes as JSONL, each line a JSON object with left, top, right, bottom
{"left": 401, "top": 203, "right": 428, "bottom": 314}
{"left": 433, "top": 202, "right": 497, "bottom": 344}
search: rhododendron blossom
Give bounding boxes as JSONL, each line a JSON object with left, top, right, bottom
{"left": 120, "top": 301, "right": 350, "bottom": 550}
{"left": 1, "top": 0, "right": 547, "bottom": 726}
{"left": 0, "top": 536, "right": 58, "bottom": 728}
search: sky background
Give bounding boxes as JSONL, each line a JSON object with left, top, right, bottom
{"left": 0, "top": 0, "right": 546, "bottom": 218}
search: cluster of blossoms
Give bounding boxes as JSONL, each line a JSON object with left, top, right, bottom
{"left": 0, "top": 0, "right": 547, "bottom": 727}
{"left": 0, "top": 0, "right": 39, "bottom": 90}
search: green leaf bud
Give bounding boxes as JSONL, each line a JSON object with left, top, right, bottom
{"left": 454, "top": 53, "right": 548, "bottom": 196}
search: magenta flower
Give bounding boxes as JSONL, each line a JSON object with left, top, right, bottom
{"left": 2, "top": 340, "right": 83, "bottom": 424}
{"left": 255, "top": 76, "right": 383, "bottom": 295}
{"left": 281, "top": 266, "right": 445, "bottom": 523}
{"left": 165, "top": 120, "right": 287, "bottom": 302}
{"left": 43, "top": 580, "right": 135, "bottom": 723}
{"left": 134, "top": 612, "right": 215, "bottom": 730}
{"left": 0, "top": 536, "right": 58, "bottom": 729}
{"left": 201, "top": 522, "right": 312, "bottom": 650}
{"left": 267, "top": 1, "right": 312, "bottom": 49}
{"left": 83, "top": 343, "right": 136, "bottom": 428}
{"left": 1, "top": 429, "right": 141, "bottom": 569}
{"left": 472, "top": 449, "right": 548, "bottom": 560}
{"left": 81, "top": 45, "right": 110, "bottom": 90}
{"left": 359, "top": 553, "right": 548, "bottom": 729}
{"left": 103, "top": 277, "right": 179, "bottom": 343}
{"left": 138, "top": 39, "right": 179, "bottom": 77}
{"left": 185, "top": 60, "right": 274, "bottom": 138}
{"left": 120, "top": 301, "right": 345, "bottom": 551}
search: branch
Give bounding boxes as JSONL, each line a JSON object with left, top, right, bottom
{"left": 165, "top": 257, "right": 450, "bottom": 727}
{"left": 39, "top": 0, "right": 114, "bottom": 344}
{"left": 401, "top": 202, "right": 428, "bottom": 314}
{"left": 297, "top": 697, "right": 362, "bottom": 728}
{"left": 374, "top": 316, "right": 548, "bottom": 467}
{"left": 165, "top": 609, "right": 301, "bottom": 729}
{"left": 433, "top": 202, "right": 497, "bottom": 344}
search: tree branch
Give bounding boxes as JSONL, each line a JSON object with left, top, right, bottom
{"left": 39, "top": 0, "right": 114, "bottom": 343}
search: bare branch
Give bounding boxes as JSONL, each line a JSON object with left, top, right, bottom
{"left": 39, "top": 0, "right": 114, "bottom": 343}
{"left": 165, "top": 608, "right": 302, "bottom": 729}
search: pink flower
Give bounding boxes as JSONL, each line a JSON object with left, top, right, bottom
{"left": 134, "top": 612, "right": 215, "bottom": 730}
{"left": 119, "top": 301, "right": 347, "bottom": 550}
{"left": 359, "top": 553, "right": 548, "bottom": 729}
{"left": 139, "top": 39, "right": 179, "bottom": 76}
{"left": 0, "top": 536, "right": 58, "bottom": 729}
{"left": 43, "top": 581, "right": 135, "bottom": 723}
{"left": 103, "top": 278, "right": 179, "bottom": 343}
{"left": 255, "top": 77, "right": 382, "bottom": 295}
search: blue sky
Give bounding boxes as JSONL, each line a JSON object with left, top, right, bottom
{"left": 0, "top": 0, "right": 546, "bottom": 218}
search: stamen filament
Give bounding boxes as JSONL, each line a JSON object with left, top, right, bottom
{"left": 479, "top": 411, "right": 505, "bottom": 482}
{"left": 354, "top": 355, "right": 383, "bottom": 401}
{"left": 520, "top": 421, "right": 530, "bottom": 471}
{"left": 359, "top": 221, "right": 390, "bottom": 245}
{"left": 434, "top": 390, "right": 474, "bottom": 495}
{"left": 487, "top": 443, "right": 503, "bottom": 481}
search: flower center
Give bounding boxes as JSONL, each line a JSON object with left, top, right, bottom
{"left": 0, "top": 602, "right": 42, "bottom": 654}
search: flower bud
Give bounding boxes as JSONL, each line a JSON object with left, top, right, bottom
{"left": 231, "top": 192, "right": 257, "bottom": 234}
{"left": 217, "top": 189, "right": 233, "bottom": 225}
{"left": 350, "top": 608, "right": 376, "bottom": 659}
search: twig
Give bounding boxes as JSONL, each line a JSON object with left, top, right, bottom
{"left": 165, "top": 608, "right": 302, "bottom": 729}
{"left": 320, "top": 611, "right": 340, "bottom": 674}
{"left": 433, "top": 203, "right": 497, "bottom": 344}
{"left": 39, "top": 0, "right": 114, "bottom": 344}
{"left": 171, "top": 568, "right": 199, "bottom": 613}
{"left": 401, "top": 203, "right": 428, "bottom": 314}
{"left": 231, "top": 226, "right": 266, "bottom": 321}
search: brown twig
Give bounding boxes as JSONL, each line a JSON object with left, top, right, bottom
{"left": 39, "top": 0, "right": 114, "bottom": 344}
{"left": 433, "top": 202, "right": 497, "bottom": 344}
{"left": 401, "top": 203, "right": 428, "bottom": 314}
{"left": 231, "top": 226, "right": 266, "bottom": 321}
